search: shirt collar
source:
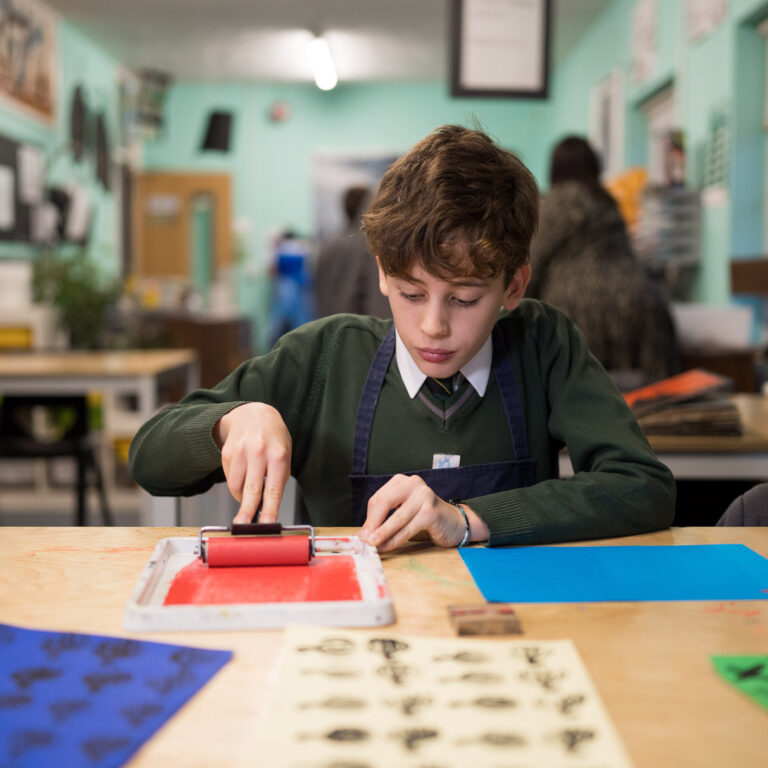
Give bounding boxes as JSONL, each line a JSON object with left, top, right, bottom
{"left": 394, "top": 329, "right": 493, "bottom": 399}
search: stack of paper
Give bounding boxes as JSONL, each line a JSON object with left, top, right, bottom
{"left": 624, "top": 369, "right": 742, "bottom": 436}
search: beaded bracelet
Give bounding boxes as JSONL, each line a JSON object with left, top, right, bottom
{"left": 448, "top": 499, "right": 471, "bottom": 548}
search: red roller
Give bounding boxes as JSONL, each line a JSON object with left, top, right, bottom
{"left": 205, "top": 535, "right": 311, "bottom": 567}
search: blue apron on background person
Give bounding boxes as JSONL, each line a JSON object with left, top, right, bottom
{"left": 349, "top": 325, "right": 536, "bottom": 525}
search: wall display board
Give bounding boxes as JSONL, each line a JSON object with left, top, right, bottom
{"left": 450, "top": 0, "right": 551, "bottom": 98}
{"left": 0, "top": 134, "right": 45, "bottom": 242}
{"left": 0, "top": 0, "right": 56, "bottom": 121}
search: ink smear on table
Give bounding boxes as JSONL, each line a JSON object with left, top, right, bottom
{"left": 164, "top": 556, "right": 363, "bottom": 605}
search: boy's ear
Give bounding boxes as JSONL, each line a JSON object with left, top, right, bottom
{"left": 501, "top": 264, "right": 531, "bottom": 311}
{"left": 376, "top": 258, "right": 390, "bottom": 297}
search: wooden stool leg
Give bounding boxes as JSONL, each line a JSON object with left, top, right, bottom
{"left": 76, "top": 453, "right": 87, "bottom": 526}
{"left": 87, "top": 449, "right": 113, "bottom": 526}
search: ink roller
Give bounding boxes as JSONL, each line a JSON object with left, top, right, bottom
{"left": 196, "top": 523, "right": 316, "bottom": 567}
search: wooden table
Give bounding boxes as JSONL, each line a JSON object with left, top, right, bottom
{"left": 1, "top": 526, "right": 766, "bottom": 768}
{"left": 561, "top": 394, "right": 768, "bottom": 480}
{"left": 0, "top": 350, "right": 199, "bottom": 524}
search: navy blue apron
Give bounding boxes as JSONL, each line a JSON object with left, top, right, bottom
{"left": 349, "top": 325, "right": 535, "bottom": 525}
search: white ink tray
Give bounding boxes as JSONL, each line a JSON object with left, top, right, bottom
{"left": 124, "top": 535, "right": 395, "bottom": 632}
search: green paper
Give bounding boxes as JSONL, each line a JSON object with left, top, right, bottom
{"left": 711, "top": 655, "right": 768, "bottom": 712}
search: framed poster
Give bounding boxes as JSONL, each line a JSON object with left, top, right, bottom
{"left": 450, "top": 0, "right": 551, "bottom": 98}
{"left": 0, "top": 0, "right": 57, "bottom": 121}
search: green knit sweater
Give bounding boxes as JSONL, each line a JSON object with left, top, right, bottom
{"left": 129, "top": 300, "right": 675, "bottom": 545}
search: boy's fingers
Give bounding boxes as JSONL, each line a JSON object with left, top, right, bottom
{"left": 374, "top": 510, "right": 420, "bottom": 552}
{"left": 360, "top": 484, "right": 404, "bottom": 541}
{"left": 363, "top": 497, "right": 418, "bottom": 547}
{"left": 224, "top": 454, "right": 245, "bottom": 503}
{"left": 234, "top": 467, "right": 265, "bottom": 524}
{"left": 258, "top": 460, "right": 291, "bottom": 524}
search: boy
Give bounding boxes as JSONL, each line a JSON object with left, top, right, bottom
{"left": 129, "top": 125, "right": 675, "bottom": 551}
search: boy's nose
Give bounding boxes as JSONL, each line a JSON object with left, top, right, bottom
{"left": 420, "top": 302, "right": 450, "bottom": 338}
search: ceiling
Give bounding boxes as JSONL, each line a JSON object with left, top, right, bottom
{"left": 46, "top": 0, "right": 612, "bottom": 83}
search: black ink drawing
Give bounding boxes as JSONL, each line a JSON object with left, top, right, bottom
{"left": 458, "top": 732, "right": 527, "bottom": 747}
{"left": 433, "top": 651, "right": 488, "bottom": 663}
{"left": 49, "top": 699, "right": 90, "bottom": 723}
{"left": 0, "top": 693, "right": 32, "bottom": 710}
{"left": 41, "top": 633, "right": 88, "bottom": 660}
{"left": 318, "top": 762, "right": 371, "bottom": 768}
{"left": 297, "top": 696, "right": 367, "bottom": 710}
{"left": 558, "top": 693, "right": 586, "bottom": 715}
{"left": 390, "top": 727, "right": 439, "bottom": 751}
{"left": 512, "top": 646, "right": 551, "bottom": 666}
{"left": 384, "top": 695, "right": 432, "bottom": 716}
{"left": 9, "top": 729, "right": 54, "bottom": 760}
{"left": 439, "top": 671, "right": 503, "bottom": 684}
{"left": 147, "top": 668, "right": 194, "bottom": 696}
{"left": 81, "top": 736, "right": 133, "bottom": 762}
{"left": 367, "top": 637, "right": 409, "bottom": 660}
{"left": 13, "top": 666, "right": 62, "bottom": 689}
{"left": 297, "top": 637, "right": 356, "bottom": 656}
{"left": 377, "top": 661, "right": 412, "bottom": 686}
{"left": 82, "top": 671, "right": 133, "bottom": 694}
{"left": 727, "top": 661, "right": 768, "bottom": 682}
{"left": 450, "top": 696, "right": 517, "bottom": 709}
{"left": 300, "top": 728, "right": 370, "bottom": 743}
{"left": 94, "top": 639, "right": 142, "bottom": 665}
{"left": 170, "top": 648, "right": 215, "bottom": 667}
{"left": 121, "top": 702, "right": 164, "bottom": 727}
{"left": 558, "top": 728, "right": 596, "bottom": 753}
{"left": 519, "top": 668, "right": 565, "bottom": 691}
{"left": 300, "top": 668, "right": 360, "bottom": 679}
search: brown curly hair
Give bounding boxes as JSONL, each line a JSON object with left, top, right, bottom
{"left": 362, "top": 125, "right": 539, "bottom": 284}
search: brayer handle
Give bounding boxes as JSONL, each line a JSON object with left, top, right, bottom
{"left": 231, "top": 523, "right": 283, "bottom": 536}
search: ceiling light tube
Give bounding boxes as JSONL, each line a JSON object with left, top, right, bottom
{"left": 308, "top": 35, "right": 337, "bottom": 91}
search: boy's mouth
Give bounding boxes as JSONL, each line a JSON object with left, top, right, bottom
{"left": 417, "top": 348, "right": 454, "bottom": 363}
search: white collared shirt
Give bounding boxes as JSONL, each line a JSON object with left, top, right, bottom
{"left": 395, "top": 329, "right": 492, "bottom": 399}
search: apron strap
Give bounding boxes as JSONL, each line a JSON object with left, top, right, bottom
{"left": 491, "top": 324, "right": 530, "bottom": 460}
{"left": 351, "top": 326, "right": 395, "bottom": 475}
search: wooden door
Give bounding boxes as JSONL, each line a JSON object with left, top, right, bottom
{"left": 132, "top": 172, "right": 231, "bottom": 278}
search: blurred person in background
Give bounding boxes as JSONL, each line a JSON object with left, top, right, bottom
{"left": 315, "top": 186, "right": 391, "bottom": 319}
{"left": 527, "top": 136, "right": 681, "bottom": 389}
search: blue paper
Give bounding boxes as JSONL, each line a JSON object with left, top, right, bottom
{"left": 460, "top": 544, "right": 768, "bottom": 603}
{"left": 0, "top": 623, "right": 232, "bottom": 768}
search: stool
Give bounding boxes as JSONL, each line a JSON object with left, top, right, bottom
{"left": 0, "top": 395, "right": 112, "bottom": 525}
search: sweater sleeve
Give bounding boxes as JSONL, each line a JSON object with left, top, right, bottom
{"left": 466, "top": 306, "right": 676, "bottom": 546}
{"left": 128, "top": 321, "right": 331, "bottom": 497}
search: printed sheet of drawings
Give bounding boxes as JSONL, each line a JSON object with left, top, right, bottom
{"left": 258, "top": 625, "right": 633, "bottom": 768}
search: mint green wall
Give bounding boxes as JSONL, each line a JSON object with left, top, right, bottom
{"left": 4, "top": 0, "right": 766, "bottom": 335}
{"left": 143, "top": 80, "right": 553, "bottom": 268}
{"left": 143, "top": 81, "right": 554, "bottom": 346}
{"left": 53, "top": 21, "right": 121, "bottom": 276}
{"left": 0, "top": 18, "right": 121, "bottom": 278}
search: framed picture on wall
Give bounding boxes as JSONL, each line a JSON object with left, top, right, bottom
{"left": 450, "top": 0, "right": 551, "bottom": 99}
{"left": 0, "top": 0, "right": 56, "bottom": 121}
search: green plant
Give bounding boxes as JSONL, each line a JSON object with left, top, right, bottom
{"left": 32, "top": 250, "right": 122, "bottom": 349}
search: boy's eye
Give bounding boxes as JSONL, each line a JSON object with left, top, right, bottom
{"left": 452, "top": 296, "right": 480, "bottom": 307}
{"left": 400, "top": 292, "right": 423, "bottom": 302}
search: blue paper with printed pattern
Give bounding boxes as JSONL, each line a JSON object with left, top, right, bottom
{"left": 0, "top": 622, "right": 232, "bottom": 767}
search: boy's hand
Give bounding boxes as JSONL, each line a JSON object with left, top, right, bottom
{"left": 213, "top": 403, "right": 292, "bottom": 524}
{"left": 359, "top": 474, "right": 488, "bottom": 552}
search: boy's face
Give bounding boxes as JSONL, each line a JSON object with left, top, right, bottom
{"left": 377, "top": 261, "right": 531, "bottom": 378}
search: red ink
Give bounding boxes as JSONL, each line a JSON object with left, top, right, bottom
{"left": 163, "top": 555, "right": 362, "bottom": 605}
